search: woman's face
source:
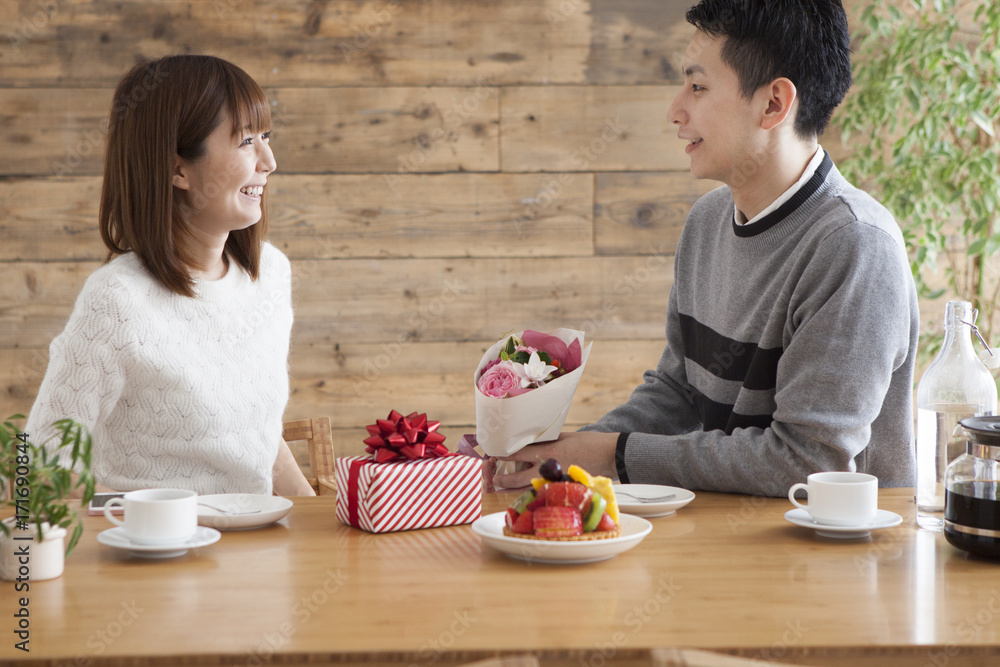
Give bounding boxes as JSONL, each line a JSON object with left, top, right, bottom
{"left": 173, "top": 110, "right": 276, "bottom": 238}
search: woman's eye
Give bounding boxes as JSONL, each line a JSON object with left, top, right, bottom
{"left": 262, "top": 131, "right": 271, "bottom": 141}
{"left": 240, "top": 136, "right": 253, "bottom": 146}
{"left": 692, "top": 84, "right": 705, "bottom": 92}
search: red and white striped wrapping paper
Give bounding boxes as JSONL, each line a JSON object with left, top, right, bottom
{"left": 334, "top": 455, "right": 483, "bottom": 533}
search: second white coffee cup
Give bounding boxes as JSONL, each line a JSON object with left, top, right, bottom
{"left": 788, "top": 472, "right": 878, "bottom": 526}
{"left": 103, "top": 488, "right": 198, "bottom": 545}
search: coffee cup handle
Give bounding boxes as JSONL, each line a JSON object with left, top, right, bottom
{"left": 103, "top": 498, "right": 126, "bottom": 528}
{"left": 788, "top": 483, "right": 809, "bottom": 510}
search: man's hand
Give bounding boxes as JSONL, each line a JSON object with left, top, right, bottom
{"left": 493, "top": 431, "right": 619, "bottom": 490}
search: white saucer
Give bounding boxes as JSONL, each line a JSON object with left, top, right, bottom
{"left": 471, "top": 512, "right": 652, "bottom": 564}
{"left": 613, "top": 484, "right": 695, "bottom": 518}
{"left": 97, "top": 526, "right": 221, "bottom": 558}
{"left": 197, "top": 494, "right": 293, "bottom": 531}
{"left": 784, "top": 508, "right": 903, "bottom": 539}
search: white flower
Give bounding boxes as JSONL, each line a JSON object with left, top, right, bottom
{"left": 515, "top": 351, "right": 558, "bottom": 388}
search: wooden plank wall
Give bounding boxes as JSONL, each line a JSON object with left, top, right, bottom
{"left": 0, "top": 0, "right": 859, "bottom": 467}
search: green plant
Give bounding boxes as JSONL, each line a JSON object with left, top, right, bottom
{"left": 836, "top": 0, "right": 1000, "bottom": 368}
{"left": 0, "top": 415, "right": 96, "bottom": 555}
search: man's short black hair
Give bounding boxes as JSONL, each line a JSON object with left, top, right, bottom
{"left": 686, "top": 0, "right": 852, "bottom": 139}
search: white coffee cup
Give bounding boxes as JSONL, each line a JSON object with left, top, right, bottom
{"left": 103, "top": 488, "right": 198, "bottom": 545}
{"left": 788, "top": 472, "right": 878, "bottom": 526}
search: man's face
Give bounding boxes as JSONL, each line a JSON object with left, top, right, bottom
{"left": 668, "top": 32, "right": 765, "bottom": 185}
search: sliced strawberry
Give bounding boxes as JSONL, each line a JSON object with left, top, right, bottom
{"left": 511, "top": 509, "right": 534, "bottom": 534}
{"left": 596, "top": 511, "right": 617, "bottom": 532}
{"left": 545, "top": 481, "right": 592, "bottom": 516}
{"left": 505, "top": 507, "right": 519, "bottom": 528}
{"left": 533, "top": 506, "right": 583, "bottom": 538}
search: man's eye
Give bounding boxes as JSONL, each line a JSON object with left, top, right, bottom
{"left": 692, "top": 84, "right": 705, "bottom": 92}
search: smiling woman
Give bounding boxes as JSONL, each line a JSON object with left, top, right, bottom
{"left": 26, "top": 55, "right": 315, "bottom": 499}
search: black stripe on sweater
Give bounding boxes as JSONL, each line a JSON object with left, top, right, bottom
{"left": 692, "top": 391, "right": 773, "bottom": 435}
{"left": 678, "top": 313, "right": 782, "bottom": 390}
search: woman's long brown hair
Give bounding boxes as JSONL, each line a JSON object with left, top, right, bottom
{"left": 99, "top": 55, "right": 272, "bottom": 297}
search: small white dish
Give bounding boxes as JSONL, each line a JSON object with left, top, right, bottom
{"left": 784, "top": 508, "right": 903, "bottom": 539}
{"left": 612, "top": 484, "right": 695, "bottom": 518}
{"left": 197, "top": 494, "right": 293, "bottom": 531}
{"left": 97, "top": 526, "right": 221, "bottom": 558}
{"left": 471, "top": 512, "right": 652, "bottom": 564}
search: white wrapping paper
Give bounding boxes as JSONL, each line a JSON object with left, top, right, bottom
{"left": 474, "top": 328, "right": 592, "bottom": 456}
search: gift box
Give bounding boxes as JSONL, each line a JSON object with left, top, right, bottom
{"left": 334, "top": 410, "right": 482, "bottom": 533}
{"left": 335, "top": 455, "right": 483, "bottom": 533}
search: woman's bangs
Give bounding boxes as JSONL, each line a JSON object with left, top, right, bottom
{"left": 227, "top": 70, "right": 271, "bottom": 136}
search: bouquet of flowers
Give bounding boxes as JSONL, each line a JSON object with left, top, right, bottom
{"left": 474, "top": 328, "right": 591, "bottom": 456}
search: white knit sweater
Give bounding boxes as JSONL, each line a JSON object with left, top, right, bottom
{"left": 26, "top": 243, "right": 293, "bottom": 495}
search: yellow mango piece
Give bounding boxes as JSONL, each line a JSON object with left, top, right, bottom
{"left": 531, "top": 478, "right": 548, "bottom": 491}
{"left": 567, "top": 464, "right": 595, "bottom": 487}
{"left": 591, "top": 476, "right": 619, "bottom": 524}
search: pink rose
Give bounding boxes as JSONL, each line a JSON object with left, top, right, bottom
{"left": 477, "top": 360, "right": 521, "bottom": 398}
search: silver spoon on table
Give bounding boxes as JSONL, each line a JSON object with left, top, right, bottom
{"left": 614, "top": 491, "right": 677, "bottom": 503}
{"left": 198, "top": 502, "right": 262, "bottom": 515}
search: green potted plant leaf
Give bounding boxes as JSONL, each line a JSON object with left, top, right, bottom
{"left": 0, "top": 414, "right": 95, "bottom": 581}
{"left": 835, "top": 0, "right": 1000, "bottom": 374}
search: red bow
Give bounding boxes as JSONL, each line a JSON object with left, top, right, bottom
{"left": 363, "top": 410, "right": 450, "bottom": 463}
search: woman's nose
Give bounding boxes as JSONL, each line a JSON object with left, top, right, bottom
{"left": 259, "top": 143, "right": 277, "bottom": 174}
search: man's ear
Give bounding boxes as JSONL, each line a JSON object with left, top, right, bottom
{"left": 172, "top": 155, "right": 191, "bottom": 191}
{"left": 760, "top": 77, "right": 797, "bottom": 131}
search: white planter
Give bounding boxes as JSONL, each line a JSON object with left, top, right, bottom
{"left": 0, "top": 518, "right": 67, "bottom": 582}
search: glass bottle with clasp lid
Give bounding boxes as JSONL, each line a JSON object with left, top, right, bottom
{"left": 915, "top": 300, "right": 998, "bottom": 531}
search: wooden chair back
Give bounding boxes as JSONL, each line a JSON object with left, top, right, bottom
{"left": 282, "top": 417, "right": 336, "bottom": 496}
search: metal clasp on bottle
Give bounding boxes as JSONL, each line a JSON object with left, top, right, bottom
{"left": 960, "top": 309, "right": 999, "bottom": 369}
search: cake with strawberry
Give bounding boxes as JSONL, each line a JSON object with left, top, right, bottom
{"left": 503, "top": 459, "right": 621, "bottom": 541}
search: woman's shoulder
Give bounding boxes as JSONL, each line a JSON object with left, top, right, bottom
{"left": 77, "top": 253, "right": 166, "bottom": 308}
{"left": 259, "top": 241, "right": 292, "bottom": 280}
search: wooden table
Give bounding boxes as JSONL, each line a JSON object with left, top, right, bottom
{"left": 3, "top": 489, "right": 1000, "bottom": 666}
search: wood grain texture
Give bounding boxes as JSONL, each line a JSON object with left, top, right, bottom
{"left": 3, "top": 491, "right": 1000, "bottom": 667}
{"left": 594, "top": 172, "right": 722, "bottom": 256}
{"left": 0, "top": 87, "right": 499, "bottom": 176}
{"left": 0, "top": 255, "right": 674, "bottom": 345}
{"left": 500, "top": 86, "right": 687, "bottom": 172}
{"left": 0, "top": 0, "right": 691, "bottom": 87}
{"left": 0, "top": 173, "right": 594, "bottom": 261}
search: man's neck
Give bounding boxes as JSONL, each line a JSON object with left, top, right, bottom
{"left": 731, "top": 139, "right": 819, "bottom": 221}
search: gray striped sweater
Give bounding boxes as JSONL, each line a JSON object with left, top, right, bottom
{"left": 583, "top": 153, "right": 918, "bottom": 496}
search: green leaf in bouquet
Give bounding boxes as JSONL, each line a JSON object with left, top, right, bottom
{"left": 511, "top": 351, "right": 531, "bottom": 365}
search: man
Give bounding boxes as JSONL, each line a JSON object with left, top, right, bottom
{"left": 496, "top": 0, "right": 918, "bottom": 496}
